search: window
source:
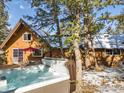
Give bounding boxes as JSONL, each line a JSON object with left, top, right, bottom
{"left": 13, "top": 49, "right": 23, "bottom": 62}
{"left": 106, "top": 49, "right": 112, "bottom": 55}
{"left": 32, "top": 49, "right": 43, "bottom": 57}
{"left": 23, "top": 33, "right": 32, "bottom": 41}
{"left": 113, "top": 49, "right": 121, "bottom": 55}
{"left": 13, "top": 49, "right": 19, "bottom": 57}
{"left": 106, "top": 49, "right": 121, "bottom": 55}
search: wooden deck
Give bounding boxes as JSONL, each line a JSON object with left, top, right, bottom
{"left": 0, "top": 64, "right": 19, "bottom": 69}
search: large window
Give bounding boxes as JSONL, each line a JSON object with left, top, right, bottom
{"left": 23, "top": 33, "right": 32, "bottom": 41}
{"left": 106, "top": 49, "right": 121, "bottom": 55}
{"left": 32, "top": 49, "right": 43, "bottom": 57}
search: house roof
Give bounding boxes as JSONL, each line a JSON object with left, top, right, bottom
{"left": 0, "top": 19, "right": 49, "bottom": 49}
{"left": 93, "top": 34, "right": 124, "bottom": 49}
{"left": 2, "top": 19, "right": 124, "bottom": 49}
{"left": 44, "top": 34, "right": 124, "bottom": 49}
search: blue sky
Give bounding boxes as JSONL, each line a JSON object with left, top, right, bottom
{"left": 6, "top": 0, "right": 35, "bottom": 28}
{"left": 6, "top": 0, "right": 124, "bottom": 29}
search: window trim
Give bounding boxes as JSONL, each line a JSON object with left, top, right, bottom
{"left": 23, "top": 32, "right": 32, "bottom": 41}
{"left": 32, "top": 49, "right": 43, "bottom": 57}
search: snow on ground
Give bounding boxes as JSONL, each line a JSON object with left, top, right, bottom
{"left": 82, "top": 65, "right": 124, "bottom": 93}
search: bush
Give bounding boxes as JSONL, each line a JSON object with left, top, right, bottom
{"left": 0, "top": 53, "right": 7, "bottom": 65}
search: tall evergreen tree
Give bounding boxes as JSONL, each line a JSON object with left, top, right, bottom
{"left": 60, "top": 1, "right": 83, "bottom": 92}
{"left": 25, "top": 0, "right": 64, "bottom": 57}
{"left": 0, "top": 0, "right": 9, "bottom": 44}
{"left": 0, "top": 0, "right": 9, "bottom": 64}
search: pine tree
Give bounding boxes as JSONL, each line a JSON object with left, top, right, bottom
{"left": 60, "top": 1, "right": 83, "bottom": 92}
{"left": 0, "top": 0, "right": 9, "bottom": 64}
{"left": 0, "top": 0, "right": 9, "bottom": 44}
{"left": 25, "top": 0, "right": 64, "bottom": 57}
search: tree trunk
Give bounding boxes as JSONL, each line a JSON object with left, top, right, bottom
{"left": 73, "top": 9, "right": 83, "bottom": 93}
{"left": 73, "top": 39, "right": 83, "bottom": 93}
{"left": 52, "top": 0, "right": 64, "bottom": 57}
{"left": 84, "top": 33, "right": 92, "bottom": 69}
{"left": 84, "top": 47, "right": 91, "bottom": 69}
{"left": 49, "top": 47, "right": 52, "bottom": 57}
{"left": 83, "top": 6, "right": 92, "bottom": 69}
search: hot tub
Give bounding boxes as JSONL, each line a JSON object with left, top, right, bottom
{"left": 0, "top": 58, "right": 70, "bottom": 93}
{"left": 15, "top": 75, "right": 70, "bottom": 93}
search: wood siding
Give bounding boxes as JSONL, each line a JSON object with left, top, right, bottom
{"left": 94, "top": 49, "right": 124, "bottom": 67}
{"left": 45, "top": 48, "right": 124, "bottom": 67}
{"left": 4, "top": 25, "right": 43, "bottom": 65}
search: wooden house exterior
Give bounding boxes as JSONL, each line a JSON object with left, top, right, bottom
{"left": 88, "top": 34, "right": 124, "bottom": 67}
{"left": 0, "top": 19, "right": 48, "bottom": 65}
{"left": 72, "top": 47, "right": 123, "bottom": 68}
{"left": 86, "top": 48, "right": 124, "bottom": 67}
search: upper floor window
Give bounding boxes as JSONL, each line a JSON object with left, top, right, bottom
{"left": 23, "top": 33, "right": 32, "bottom": 41}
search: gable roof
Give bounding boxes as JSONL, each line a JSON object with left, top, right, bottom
{"left": 0, "top": 19, "right": 48, "bottom": 49}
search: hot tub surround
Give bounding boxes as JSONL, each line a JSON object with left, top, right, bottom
{"left": 42, "top": 57, "right": 69, "bottom": 76}
{"left": 0, "top": 76, "right": 7, "bottom": 88}
{"left": 15, "top": 58, "right": 70, "bottom": 93}
{"left": 15, "top": 76, "right": 70, "bottom": 93}
{"left": 0, "top": 58, "right": 70, "bottom": 93}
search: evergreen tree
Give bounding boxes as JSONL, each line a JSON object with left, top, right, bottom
{"left": 60, "top": 1, "right": 83, "bottom": 92}
{"left": 0, "top": 0, "right": 9, "bottom": 64}
{"left": 0, "top": 0, "right": 9, "bottom": 44}
{"left": 25, "top": 0, "right": 64, "bottom": 57}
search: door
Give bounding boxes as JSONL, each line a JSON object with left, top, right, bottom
{"left": 13, "top": 49, "right": 23, "bottom": 64}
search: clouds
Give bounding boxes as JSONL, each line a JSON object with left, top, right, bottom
{"left": 9, "top": 13, "right": 12, "bottom": 19}
{"left": 6, "top": 0, "right": 35, "bottom": 28}
{"left": 20, "top": 5, "right": 25, "bottom": 9}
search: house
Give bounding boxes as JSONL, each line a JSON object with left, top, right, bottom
{"left": 0, "top": 19, "right": 49, "bottom": 65}
{"left": 92, "top": 34, "right": 124, "bottom": 67}
{"left": 1, "top": 18, "right": 124, "bottom": 67}
{"left": 45, "top": 33, "right": 124, "bottom": 67}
